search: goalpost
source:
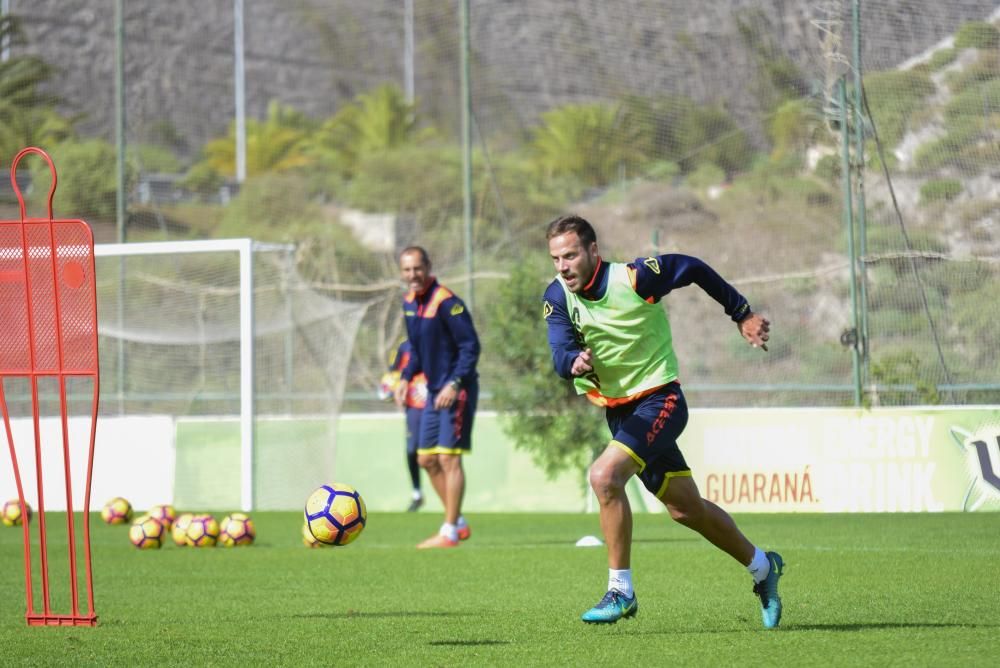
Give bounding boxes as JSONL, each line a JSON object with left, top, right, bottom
{"left": 91, "top": 238, "right": 369, "bottom": 511}
{"left": 95, "top": 239, "right": 258, "bottom": 509}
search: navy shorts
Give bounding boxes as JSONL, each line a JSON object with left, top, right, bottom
{"left": 405, "top": 406, "right": 422, "bottom": 455}
{"left": 605, "top": 382, "right": 690, "bottom": 498}
{"left": 416, "top": 382, "right": 477, "bottom": 455}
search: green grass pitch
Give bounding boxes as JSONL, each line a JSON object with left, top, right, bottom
{"left": 1, "top": 512, "right": 998, "bottom": 666}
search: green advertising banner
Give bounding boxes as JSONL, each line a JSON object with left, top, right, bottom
{"left": 683, "top": 407, "right": 1000, "bottom": 513}
{"left": 167, "top": 407, "right": 1000, "bottom": 512}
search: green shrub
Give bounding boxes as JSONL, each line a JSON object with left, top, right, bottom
{"left": 919, "top": 178, "right": 963, "bottom": 205}
{"left": 928, "top": 47, "right": 958, "bottom": 70}
{"left": 871, "top": 350, "right": 941, "bottom": 405}
{"left": 644, "top": 160, "right": 680, "bottom": 181}
{"left": 953, "top": 21, "right": 1000, "bottom": 50}
{"left": 28, "top": 138, "right": 133, "bottom": 221}
{"left": 686, "top": 162, "right": 726, "bottom": 190}
{"left": 131, "top": 144, "right": 182, "bottom": 173}
{"left": 944, "top": 50, "right": 1000, "bottom": 95}
{"left": 861, "top": 70, "right": 936, "bottom": 148}
{"left": 813, "top": 154, "right": 841, "bottom": 182}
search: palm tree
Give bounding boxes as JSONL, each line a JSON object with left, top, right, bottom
{"left": 531, "top": 101, "right": 650, "bottom": 187}
{"left": 312, "top": 83, "right": 431, "bottom": 178}
{"left": 0, "top": 16, "right": 74, "bottom": 165}
{"left": 199, "top": 101, "right": 317, "bottom": 177}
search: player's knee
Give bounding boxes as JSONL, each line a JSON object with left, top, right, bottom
{"left": 589, "top": 463, "right": 625, "bottom": 501}
{"left": 417, "top": 454, "right": 438, "bottom": 471}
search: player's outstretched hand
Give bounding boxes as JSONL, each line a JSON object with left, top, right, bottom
{"left": 738, "top": 313, "right": 770, "bottom": 351}
{"left": 571, "top": 348, "right": 594, "bottom": 376}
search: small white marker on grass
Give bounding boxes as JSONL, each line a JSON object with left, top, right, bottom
{"left": 575, "top": 535, "right": 603, "bottom": 547}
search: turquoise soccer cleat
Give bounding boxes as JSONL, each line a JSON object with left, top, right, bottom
{"left": 581, "top": 589, "right": 638, "bottom": 624}
{"left": 752, "top": 551, "right": 784, "bottom": 629}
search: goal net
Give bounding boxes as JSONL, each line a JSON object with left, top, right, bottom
{"left": 93, "top": 239, "right": 368, "bottom": 511}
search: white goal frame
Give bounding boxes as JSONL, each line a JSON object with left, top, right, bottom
{"left": 94, "top": 238, "right": 291, "bottom": 511}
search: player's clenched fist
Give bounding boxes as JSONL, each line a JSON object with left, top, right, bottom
{"left": 571, "top": 348, "right": 594, "bottom": 376}
{"left": 738, "top": 313, "right": 770, "bottom": 351}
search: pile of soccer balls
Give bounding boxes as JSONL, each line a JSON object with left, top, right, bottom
{"left": 97, "top": 498, "right": 255, "bottom": 550}
{"left": 6, "top": 482, "right": 366, "bottom": 551}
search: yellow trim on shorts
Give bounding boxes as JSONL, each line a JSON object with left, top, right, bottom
{"left": 416, "top": 446, "right": 465, "bottom": 456}
{"left": 655, "top": 470, "right": 693, "bottom": 499}
{"left": 610, "top": 440, "right": 646, "bottom": 473}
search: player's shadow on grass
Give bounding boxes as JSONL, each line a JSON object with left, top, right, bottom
{"left": 785, "top": 622, "right": 998, "bottom": 632}
{"left": 428, "top": 640, "right": 511, "bottom": 647}
{"left": 513, "top": 536, "right": 699, "bottom": 547}
{"left": 293, "top": 611, "right": 468, "bottom": 620}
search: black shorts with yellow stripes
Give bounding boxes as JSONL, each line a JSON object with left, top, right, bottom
{"left": 606, "top": 382, "right": 690, "bottom": 499}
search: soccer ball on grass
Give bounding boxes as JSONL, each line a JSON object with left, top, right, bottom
{"left": 219, "top": 513, "right": 255, "bottom": 547}
{"left": 185, "top": 514, "right": 220, "bottom": 547}
{"left": 148, "top": 504, "right": 177, "bottom": 529}
{"left": 129, "top": 514, "right": 165, "bottom": 549}
{"left": 101, "top": 497, "right": 133, "bottom": 524}
{"left": 172, "top": 513, "right": 194, "bottom": 546}
{"left": 304, "top": 483, "right": 367, "bottom": 546}
{"left": 2, "top": 499, "right": 32, "bottom": 527}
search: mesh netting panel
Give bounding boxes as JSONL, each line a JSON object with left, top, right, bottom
{"left": 3, "top": 1, "right": 999, "bottom": 406}
{"left": 95, "top": 244, "right": 367, "bottom": 509}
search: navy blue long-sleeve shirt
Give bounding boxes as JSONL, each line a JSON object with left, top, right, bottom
{"left": 543, "top": 254, "right": 750, "bottom": 380}
{"left": 402, "top": 278, "right": 480, "bottom": 392}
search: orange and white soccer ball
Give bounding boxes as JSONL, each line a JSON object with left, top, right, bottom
{"left": 185, "top": 514, "right": 220, "bottom": 547}
{"left": 219, "top": 513, "right": 255, "bottom": 547}
{"left": 2, "top": 499, "right": 32, "bottom": 527}
{"left": 101, "top": 497, "right": 133, "bottom": 524}
{"left": 304, "top": 483, "right": 367, "bottom": 546}
{"left": 129, "top": 514, "right": 165, "bottom": 549}
{"left": 148, "top": 504, "right": 177, "bottom": 530}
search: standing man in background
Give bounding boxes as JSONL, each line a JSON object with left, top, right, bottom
{"left": 395, "top": 246, "right": 480, "bottom": 548}
{"left": 542, "top": 214, "right": 783, "bottom": 627}
{"left": 379, "top": 338, "right": 428, "bottom": 512}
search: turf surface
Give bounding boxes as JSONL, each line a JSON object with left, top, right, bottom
{"left": 1, "top": 512, "right": 998, "bottom": 666}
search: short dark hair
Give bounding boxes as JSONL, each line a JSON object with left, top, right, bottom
{"left": 399, "top": 245, "right": 431, "bottom": 266}
{"left": 546, "top": 214, "right": 597, "bottom": 246}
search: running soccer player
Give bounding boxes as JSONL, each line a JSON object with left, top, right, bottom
{"left": 542, "top": 214, "right": 784, "bottom": 627}
{"left": 379, "top": 338, "right": 429, "bottom": 512}
{"left": 394, "top": 246, "right": 480, "bottom": 548}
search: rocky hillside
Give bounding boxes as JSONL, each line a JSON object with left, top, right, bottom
{"left": 6, "top": 0, "right": 999, "bottom": 155}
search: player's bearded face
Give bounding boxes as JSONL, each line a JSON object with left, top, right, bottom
{"left": 549, "top": 232, "right": 599, "bottom": 294}
{"left": 399, "top": 251, "right": 431, "bottom": 294}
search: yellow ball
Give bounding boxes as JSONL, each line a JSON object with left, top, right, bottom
{"left": 219, "top": 513, "right": 255, "bottom": 547}
{"left": 101, "top": 497, "right": 133, "bottom": 524}
{"left": 302, "top": 522, "right": 325, "bottom": 548}
{"left": 172, "top": 513, "right": 194, "bottom": 546}
{"left": 185, "top": 514, "right": 220, "bottom": 547}
{"left": 1, "top": 499, "right": 31, "bottom": 527}
{"left": 304, "top": 483, "right": 367, "bottom": 546}
{"left": 129, "top": 515, "right": 165, "bottom": 549}
{"left": 148, "top": 504, "right": 177, "bottom": 529}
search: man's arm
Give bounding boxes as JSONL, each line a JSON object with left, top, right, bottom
{"left": 543, "top": 281, "right": 591, "bottom": 378}
{"left": 633, "top": 254, "right": 769, "bottom": 350}
{"left": 440, "top": 297, "right": 480, "bottom": 384}
{"left": 434, "top": 297, "right": 480, "bottom": 409}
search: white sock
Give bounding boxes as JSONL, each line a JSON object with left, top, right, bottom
{"left": 440, "top": 522, "right": 459, "bottom": 542}
{"left": 456, "top": 515, "right": 468, "bottom": 529}
{"left": 412, "top": 490, "right": 422, "bottom": 500}
{"left": 608, "top": 568, "right": 633, "bottom": 597}
{"left": 747, "top": 547, "right": 770, "bottom": 583}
